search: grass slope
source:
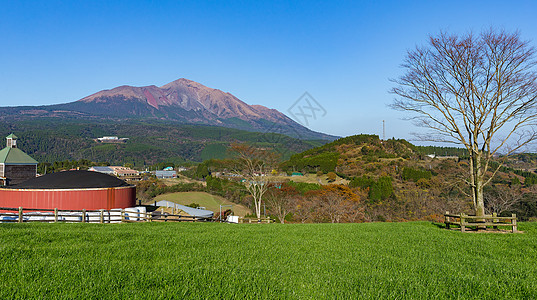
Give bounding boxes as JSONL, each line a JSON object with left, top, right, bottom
{"left": 154, "top": 192, "right": 251, "bottom": 216}
{"left": 1, "top": 222, "right": 537, "bottom": 299}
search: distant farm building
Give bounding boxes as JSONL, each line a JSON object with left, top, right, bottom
{"left": 0, "top": 134, "right": 38, "bottom": 186}
{"left": 88, "top": 166, "right": 115, "bottom": 175}
{"left": 89, "top": 166, "right": 139, "bottom": 177}
{"left": 153, "top": 170, "right": 177, "bottom": 179}
{"left": 110, "top": 166, "right": 139, "bottom": 177}
{"left": 0, "top": 170, "right": 136, "bottom": 210}
{"left": 94, "top": 136, "right": 129, "bottom": 143}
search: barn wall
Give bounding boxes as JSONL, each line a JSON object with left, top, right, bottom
{"left": 0, "top": 186, "right": 136, "bottom": 210}
{"left": 5, "top": 165, "right": 37, "bottom": 185}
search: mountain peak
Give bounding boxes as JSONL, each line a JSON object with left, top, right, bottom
{"left": 0, "top": 78, "right": 336, "bottom": 140}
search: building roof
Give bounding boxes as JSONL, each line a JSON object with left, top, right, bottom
{"left": 90, "top": 166, "right": 114, "bottom": 173}
{"left": 115, "top": 169, "right": 139, "bottom": 176}
{"left": 10, "top": 170, "right": 131, "bottom": 189}
{"left": 155, "top": 170, "right": 177, "bottom": 174}
{"left": 0, "top": 147, "right": 38, "bottom": 164}
{"left": 6, "top": 134, "right": 17, "bottom": 139}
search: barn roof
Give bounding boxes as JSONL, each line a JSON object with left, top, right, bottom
{"left": 11, "top": 170, "right": 131, "bottom": 189}
{"left": 90, "top": 166, "right": 114, "bottom": 173}
{"left": 0, "top": 147, "right": 38, "bottom": 164}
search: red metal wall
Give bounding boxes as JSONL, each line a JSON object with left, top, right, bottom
{"left": 0, "top": 186, "right": 135, "bottom": 210}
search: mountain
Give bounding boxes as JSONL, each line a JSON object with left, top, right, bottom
{"left": 0, "top": 78, "right": 335, "bottom": 140}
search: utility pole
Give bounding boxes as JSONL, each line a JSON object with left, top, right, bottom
{"left": 382, "top": 120, "right": 385, "bottom": 140}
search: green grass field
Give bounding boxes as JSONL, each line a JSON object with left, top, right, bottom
{"left": 1, "top": 222, "right": 537, "bottom": 299}
{"left": 154, "top": 191, "right": 251, "bottom": 216}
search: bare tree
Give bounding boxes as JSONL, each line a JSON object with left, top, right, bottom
{"left": 293, "top": 197, "right": 316, "bottom": 223}
{"left": 265, "top": 184, "right": 296, "bottom": 224}
{"left": 484, "top": 184, "right": 524, "bottom": 215}
{"left": 230, "top": 143, "right": 279, "bottom": 218}
{"left": 391, "top": 29, "right": 537, "bottom": 218}
{"left": 315, "top": 184, "right": 362, "bottom": 223}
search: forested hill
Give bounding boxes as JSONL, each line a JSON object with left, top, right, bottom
{"left": 0, "top": 120, "right": 326, "bottom": 166}
{"left": 279, "top": 134, "right": 537, "bottom": 221}
{"left": 281, "top": 135, "right": 416, "bottom": 173}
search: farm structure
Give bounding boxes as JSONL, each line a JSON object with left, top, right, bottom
{"left": 0, "top": 170, "right": 135, "bottom": 211}
{"left": 0, "top": 134, "right": 38, "bottom": 186}
{"left": 153, "top": 170, "right": 177, "bottom": 178}
{"left": 94, "top": 136, "right": 129, "bottom": 143}
{"left": 88, "top": 166, "right": 139, "bottom": 177}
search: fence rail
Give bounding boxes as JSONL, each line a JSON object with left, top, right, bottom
{"left": 0, "top": 207, "right": 212, "bottom": 224}
{"left": 238, "top": 217, "right": 273, "bottom": 224}
{"left": 444, "top": 211, "right": 517, "bottom": 233}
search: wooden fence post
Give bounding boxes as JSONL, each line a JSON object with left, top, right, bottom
{"left": 100, "top": 209, "right": 104, "bottom": 224}
{"left": 18, "top": 207, "right": 23, "bottom": 223}
{"left": 512, "top": 214, "right": 517, "bottom": 233}
{"left": 460, "top": 213, "right": 466, "bottom": 232}
{"left": 82, "top": 209, "right": 86, "bottom": 223}
{"left": 492, "top": 212, "right": 498, "bottom": 230}
{"left": 445, "top": 211, "right": 450, "bottom": 229}
{"left": 121, "top": 209, "right": 125, "bottom": 222}
{"left": 54, "top": 208, "right": 58, "bottom": 223}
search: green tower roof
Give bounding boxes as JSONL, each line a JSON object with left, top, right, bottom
{"left": 6, "top": 134, "right": 17, "bottom": 139}
{"left": 0, "top": 147, "right": 38, "bottom": 164}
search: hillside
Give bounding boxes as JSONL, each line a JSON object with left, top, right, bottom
{"left": 278, "top": 134, "right": 537, "bottom": 221}
{"left": 0, "top": 120, "right": 325, "bottom": 166}
{"left": 0, "top": 78, "right": 336, "bottom": 140}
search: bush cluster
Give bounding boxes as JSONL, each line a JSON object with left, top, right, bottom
{"left": 401, "top": 167, "right": 432, "bottom": 182}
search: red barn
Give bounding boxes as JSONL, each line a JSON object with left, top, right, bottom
{"left": 0, "top": 170, "right": 136, "bottom": 210}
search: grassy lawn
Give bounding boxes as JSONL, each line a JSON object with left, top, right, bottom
{"left": 272, "top": 173, "right": 349, "bottom": 185}
{"left": 153, "top": 191, "right": 251, "bottom": 216}
{"left": 1, "top": 222, "right": 537, "bottom": 299}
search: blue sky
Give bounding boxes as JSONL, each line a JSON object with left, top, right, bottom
{"left": 1, "top": 0, "right": 537, "bottom": 141}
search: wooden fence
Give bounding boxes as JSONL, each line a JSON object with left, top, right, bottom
{"left": 238, "top": 217, "right": 273, "bottom": 224}
{"left": 0, "top": 207, "right": 212, "bottom": 224}
{"left": 444, "top": 211, "right": 517, "bottom": 233}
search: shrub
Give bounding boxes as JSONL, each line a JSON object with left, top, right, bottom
{"left": 349, "top": 176, "right": 375, "bottom": 189}
{"left": 416, "top": 178, "right": 431, "bottom": 189}
{"left": 369, "top": 176, "right": 393, "bottom": 201}
{"left": 327, "top": 172, "right": 337, "bottom": 182}
{"left": 402, "top": 167, "right": 432, "bottom": 182}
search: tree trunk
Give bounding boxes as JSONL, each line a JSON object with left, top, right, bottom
{"left": 471, "top": 151, "right": 486, "bottom": 228}
{"left": 472, "top": 152, "right": 485, "bottom": 217}
{"left": 254, "top": 197, "right": 261, "bottom": 219}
